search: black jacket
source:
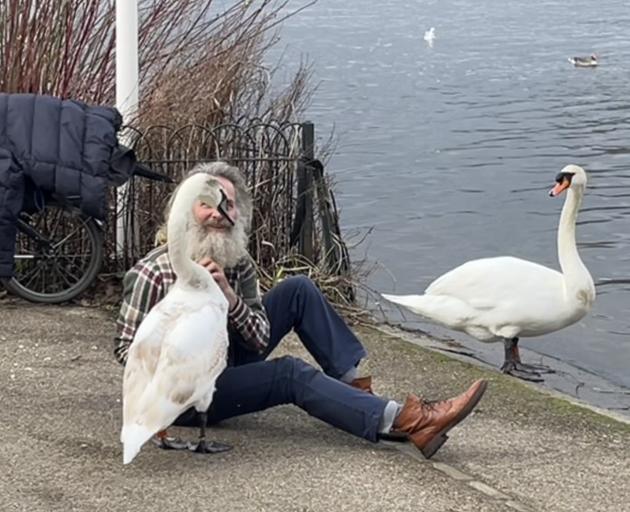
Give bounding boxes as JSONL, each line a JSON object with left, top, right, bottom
{"left": 0, "top": 93, "right": 136, "bottom": 278}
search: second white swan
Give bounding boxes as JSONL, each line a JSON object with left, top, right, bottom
{"left": 382, "top": 165, "right": 596, "bottom": 381}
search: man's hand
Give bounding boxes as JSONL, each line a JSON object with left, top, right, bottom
{"left": 198, "top": 257, "right": 238, "bottom": 309}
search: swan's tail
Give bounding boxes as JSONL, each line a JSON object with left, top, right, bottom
{"left": 381, "top": 293, "right": 472, "bottom": 329}
{"left": 381, "top": 293, "right": 428, "bottom": 315}
{"left": 121, "top": 423, "right": 155, "bottom": 465}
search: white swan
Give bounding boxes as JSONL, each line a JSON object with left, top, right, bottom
{"left": 424, "top": 27, "right": 436, "bottom": 47}
{"left": 121, "top": 173, "right": 232, "bottom": 464}
{"left": 382, "top": 165, "right": 595, "bottom": 382}
{"left": 568, "top": 54, "right": 598, "bottom": 67}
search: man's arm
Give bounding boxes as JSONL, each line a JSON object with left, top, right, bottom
{"left": 113, "top": 263, "right": 164, "bottom": 366}
{"left": 228, "top": 258, "right": 270, "bottom": 353}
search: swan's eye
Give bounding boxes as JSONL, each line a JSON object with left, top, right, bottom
{"left": 555, "top": 172, "right": 574, "bottom": 184}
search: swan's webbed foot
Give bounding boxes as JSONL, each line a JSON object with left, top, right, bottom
{"left": 186, "top": 410, "right": 233, "bottom": 454}
{"left": 152, "top": 433, "right": 232, "bottom": 454}
{"left": 516, "top": 361, "right": 555, "bottom": 374}
{"left": 500, "top": 360, "right": 545, "bottom": 382}
{"left": 152, "top": 434, "right": 189, "bottom": 451}
{"left": 501, "top": 337, "right": 554, "bottom": 382}
{"left": 189, "top": 439, "right": 233, "bottom": 454}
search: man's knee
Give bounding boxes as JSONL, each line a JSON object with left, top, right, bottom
{"left": 273, "top": 355, "right": 317, "bottom": 404}
{"left": 274, "top": 354, "right": 307, "bottom": 376}
{"left": 283, "top": 274, "right": 319, "bottom": 295}
{"left": 274, "top": 355, "right": 319, "bottom": 386}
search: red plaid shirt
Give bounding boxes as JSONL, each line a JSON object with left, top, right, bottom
{"left": 114, "top": 245, "right": 270, "bottom": 366}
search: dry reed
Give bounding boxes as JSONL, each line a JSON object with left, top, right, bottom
{"left": 1, "top": 0, "right": 365, "bottom": 309}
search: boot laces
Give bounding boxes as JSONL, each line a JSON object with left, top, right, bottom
{"left": 420, "top": 397, "right": 451, "bottom": 411}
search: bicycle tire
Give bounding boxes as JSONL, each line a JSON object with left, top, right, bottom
{"left": 1, "top": 206, "right": 104, "bottom": 304}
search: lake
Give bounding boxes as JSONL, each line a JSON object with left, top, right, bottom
{"left": 272, "top": 0, "right": 630, "bottom": 412}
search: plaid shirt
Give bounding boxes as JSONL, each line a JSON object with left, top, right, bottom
{"left": 114, "top": 245, "right": 270, "bottom": 366}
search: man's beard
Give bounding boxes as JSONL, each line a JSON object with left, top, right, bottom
{"left": 187, "top": 218, "right": 249, "bottom": 268}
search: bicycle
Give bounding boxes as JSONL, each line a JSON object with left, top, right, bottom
{"left": 1, "top": 164, "right": 172, "bottom": 304}
{"left": 1, "top": 198, "right": 104, "bottom": 304}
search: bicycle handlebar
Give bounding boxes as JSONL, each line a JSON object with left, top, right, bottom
{"left": 133, "top": 162, "right": 175, "bottom": 184}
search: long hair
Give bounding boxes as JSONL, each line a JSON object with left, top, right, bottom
{"left": 154, "top": 161, "right": 252, "bottom": 246}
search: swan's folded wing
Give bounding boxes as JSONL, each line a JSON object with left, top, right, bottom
{"left": 425, "top": 256, "right": 564, "bottom": 308}
{"left": 127, "top": 303, "right": 229, "bottom": 434}
{"left": 122, "top": 352, "right": 156, "bottom": 440}
{"left": 121, "top": 306, "right": 169, "bottom": 434}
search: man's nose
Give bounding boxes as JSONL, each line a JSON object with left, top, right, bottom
{"left": 197, "top": 207, "right": 217, "bottom": 223}
{"left": 208, "top": 208, "right": 224, "bottom": 221}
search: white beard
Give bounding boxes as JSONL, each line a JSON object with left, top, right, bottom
{"left": 187, "top": 218, "right": 249, "bottom": 269}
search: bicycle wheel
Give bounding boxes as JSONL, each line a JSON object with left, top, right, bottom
{"left": 2, "top": 205, "right": 104, "bottom": 303}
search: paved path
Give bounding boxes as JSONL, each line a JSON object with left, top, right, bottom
{"left": 1, "top": 303, "right": 628, "bottom": 511}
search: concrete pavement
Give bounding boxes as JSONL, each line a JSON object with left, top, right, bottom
{"left": 1, "top": 301, "right": 628, "bottom": 512}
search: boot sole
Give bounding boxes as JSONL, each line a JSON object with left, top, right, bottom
{"left": 417, "top": 380, "right": 488, "bottom": 459}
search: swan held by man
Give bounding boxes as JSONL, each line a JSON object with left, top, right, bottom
{"left": 120, "top": 172, "right": 234, "bottom": 464}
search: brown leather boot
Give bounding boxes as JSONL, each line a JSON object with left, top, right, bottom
{"left": 390, "top": 379, "right": 487, "bottom": 459}
{"left": 350, "top": 376, "right": 374, "bottom": 394}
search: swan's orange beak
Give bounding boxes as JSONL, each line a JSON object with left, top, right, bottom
{"left": 549, "top": 179, "right": 570, "bottom": 197}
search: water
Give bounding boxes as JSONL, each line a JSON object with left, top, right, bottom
{"left": 271, "top": 0, "right": 630, "bottom": 409}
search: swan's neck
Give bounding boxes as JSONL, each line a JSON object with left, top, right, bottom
{"left": 557, "top": 186, "right": 593, "bottom": 299}
{"left": 167, "top": 189, "right": 209, "bottom": 286}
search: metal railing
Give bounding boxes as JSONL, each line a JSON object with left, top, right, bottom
{"left": 104, "top": 121, "right": 352, "bottom": 294}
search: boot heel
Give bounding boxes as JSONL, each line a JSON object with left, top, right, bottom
{"left": 416, "top": 433, "right": 448, "bottom": 459}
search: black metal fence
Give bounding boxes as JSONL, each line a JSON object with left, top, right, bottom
{"left": 105, "top": 121, "right": 352, "bottom": 293}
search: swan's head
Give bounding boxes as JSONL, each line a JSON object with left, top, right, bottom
{"left": 199, "top": 179, "right": 234, "bottom": 226}
{"left": 186, "top": 173, "right": 234, "bottom": 226}
{"left": 549, "top": 165, "right": 587, "bottom": 197}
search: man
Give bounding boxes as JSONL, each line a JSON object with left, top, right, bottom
{"left": 114, "top": 161, "right": 487, "bottom": 459}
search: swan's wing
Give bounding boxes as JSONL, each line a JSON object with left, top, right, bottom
{"left": 387, "top": 256, "right": 584, "bottom": 341}
{"left": 121, "top": 302, "right": 171, "bottom": 433}
{"left": 425, "top": 256, "right": 564, "bottom": 308}
{"left": 127, "top": 301, "right": 229, "bottom": 435}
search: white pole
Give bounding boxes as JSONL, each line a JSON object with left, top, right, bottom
{"left": 115, "top": 0, "right": 139, "bottom": 259}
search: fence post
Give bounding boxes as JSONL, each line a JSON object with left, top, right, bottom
{"left": 298, "top": 122, "right": 315, "bottom": 261}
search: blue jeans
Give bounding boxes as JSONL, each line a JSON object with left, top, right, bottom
{"left": 175, "top": 275, "right": 389, "bottom": 442}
